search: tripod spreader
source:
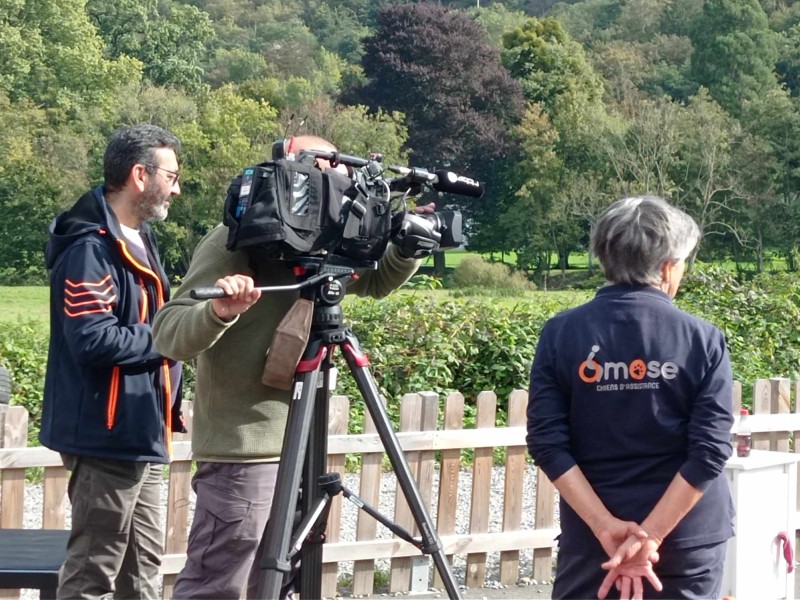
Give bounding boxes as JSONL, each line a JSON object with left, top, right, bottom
{"left": 317, "top": 472, "right": 422, "bottom": 549}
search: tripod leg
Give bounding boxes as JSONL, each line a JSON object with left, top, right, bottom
{"left": 341, "top": 332, "right": 463, "bottom": 600}
{"left": 256, "top": 345, "right": 326, "bottom": 600}
{"left": 297, "top": 367, "right": 331, "bottom": 599}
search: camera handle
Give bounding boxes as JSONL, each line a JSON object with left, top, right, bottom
{"left": 189, "top": 266, "right": 359, "bottom": 300}
{"left": 226, "top": 269, "right": 463, "bottom": 600}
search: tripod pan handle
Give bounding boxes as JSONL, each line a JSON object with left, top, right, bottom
{"left": 190, "top": 286, "right": 227, "bottom": 299}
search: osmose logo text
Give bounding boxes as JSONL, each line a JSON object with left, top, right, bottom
{"left": 578, "top": 344, "right": 678, "bottom": 391}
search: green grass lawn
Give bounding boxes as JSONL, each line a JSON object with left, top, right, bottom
{"left": 0, "top": 286, "right": 50, "bottom": 324}
{"left": 1, "top": 285, "right": 591, "bottom": 325}
{"left": 390, "top": 286, "right": 591, "bottom": 308}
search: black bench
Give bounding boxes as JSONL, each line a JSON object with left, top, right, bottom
{"left": 0, "top": 529, "right": 69, "bottom": 599}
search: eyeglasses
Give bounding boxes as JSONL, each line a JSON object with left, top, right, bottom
{"left": 144, "top": 164, "right": 180, "bottom": 186}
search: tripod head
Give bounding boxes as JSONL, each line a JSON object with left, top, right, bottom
{"left": 189, "top": 255, "right": 377, "bottom": 302}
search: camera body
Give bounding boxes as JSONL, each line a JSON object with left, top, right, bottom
{"left": 222, "top": 143, "right": 471, "bottom": 265}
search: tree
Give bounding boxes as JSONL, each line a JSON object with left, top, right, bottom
{"left": 87, "top": 0, "right": 215, "bottom": 93}
{"left": 738, "top": 88, "right": 800, "bottom": 270}
{"left": 690, "top": 0, "right": 780, "bottom": 116}
{"left": 502, "top": 17, "right": 604, "bottom": 114}
{"left": 497, "top": 16, "right": 614, "bottom": 274}
{"left": 284, "top": 98, "right": 409, "bottom": 166}
{"left": 144, "top": 85, "right": 281, "bottom": 275}
{"left": 0, "top": 0, "right": 142, "bottom": 114}
{"left": 602, "top": 97, "right": 683, "bottom": 199}
{"left": 305, "top": 3, "right": 369, "bottom": 63}
{"left": 0, "top": 93, "right": 91, "bottom": 283}
{"left": 470, "top": 3, "right": 528, "bottom": 49}
{"left": 672, "top": 89, "right": 741, "bottom": 257}
{"left": 547, "top": 0, "right": 622, "bottom": 44}
{"left": 777, "top": 24, "right": 800, "bottom": 96}
{"left": 354, "top": 3, "right": 524, "bottom": 174}
{"left": 352, "top": 3, "right": 525, "bottom": 274}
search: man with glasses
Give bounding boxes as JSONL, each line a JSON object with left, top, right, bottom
{"left": 40, "top": 123, "right": 185, "bottom": 599}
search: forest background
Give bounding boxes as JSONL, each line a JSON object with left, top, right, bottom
{"left": 3, "top": 0, "right": 800, "bottom": 437}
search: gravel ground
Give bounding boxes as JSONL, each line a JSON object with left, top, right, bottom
{"left": 21, "top": 465, "right": 558, "bottom": 599}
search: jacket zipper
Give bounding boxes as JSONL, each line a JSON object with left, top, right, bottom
{"left": 117, "top": 239, "right": 173, "bottom": 456}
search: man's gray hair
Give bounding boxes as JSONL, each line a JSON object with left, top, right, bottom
{"left": 590, "top": 196, "right": 700, "bottom": 286}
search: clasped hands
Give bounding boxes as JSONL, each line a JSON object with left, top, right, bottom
{"left": 595, "top": 518, "right": 663, "bottom": 600}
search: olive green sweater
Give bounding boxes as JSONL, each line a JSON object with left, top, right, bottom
{"left": 152, "top": 224, "right": 419, "bottom": 461}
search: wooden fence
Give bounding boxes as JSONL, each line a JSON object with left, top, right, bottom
{"left": 0, "top": 390, "right": 558, "bottom": 599}
{"left": 3, "top": 377, "right": 800, "bottom": 599}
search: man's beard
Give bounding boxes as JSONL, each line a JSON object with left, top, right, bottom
{"left": 137, "top": 181, "right": 171, "bottom": 223}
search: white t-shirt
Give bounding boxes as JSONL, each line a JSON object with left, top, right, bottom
{"left": 120, "top": 223, "right": 146, "bottom": 250}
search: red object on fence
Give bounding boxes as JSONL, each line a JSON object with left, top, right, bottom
{"left": 777, "top": 531, "right": 794, "bottom": 573}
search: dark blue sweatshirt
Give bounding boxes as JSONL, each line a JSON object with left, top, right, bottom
{"left": 527, "top": 284, "right": 734, "bottom": 551}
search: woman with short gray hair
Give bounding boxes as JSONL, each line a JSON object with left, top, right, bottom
{"left": 527, "top": 196, "right": 734, "bottom": 599}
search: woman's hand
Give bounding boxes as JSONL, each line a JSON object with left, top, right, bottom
{"left": 594, "top": 518, "right": 647, "bottom": 560}
{"left": 597, "top": 534, "right": 662, "bottom": 600}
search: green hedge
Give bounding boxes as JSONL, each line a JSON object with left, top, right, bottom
{"left": 3, "top": 265, "right": 800, "bottom": 444}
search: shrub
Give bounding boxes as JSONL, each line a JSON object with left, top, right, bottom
{"left": 4, "top": 265, "right": 800, "bottom": 444}
{"left": 0, "top": 320, "right": 50, "bottom": 442}
{"left": 451, "top": 255, "right": 535, "bottom": 294}
{"left": 678, "top": 265, "right": 800, "bottom": 400}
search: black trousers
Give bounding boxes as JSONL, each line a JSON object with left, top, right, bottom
{"left": 552, "top": 539, "right": 729, "bottom": 600}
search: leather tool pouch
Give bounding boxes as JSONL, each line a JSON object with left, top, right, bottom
{"left": 262, "top": 298, "right": 314, "bottom": 390}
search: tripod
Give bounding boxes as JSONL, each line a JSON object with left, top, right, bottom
{"left": 253, "top": 260, "right": 462, "bottom": 599}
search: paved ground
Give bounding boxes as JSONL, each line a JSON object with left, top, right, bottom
{"left": 353, "top": 582, "right": 554, "bottom": 599}
{"left": 417, "top": 584, "right": 553, "bottom": 599}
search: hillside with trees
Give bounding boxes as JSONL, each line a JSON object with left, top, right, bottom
{"left": 1, "top": 0, "right": 799, "bottom": 284}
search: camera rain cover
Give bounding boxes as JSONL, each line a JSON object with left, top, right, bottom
{"left": 223, "top": 159, "right": 348, "bottom": 255}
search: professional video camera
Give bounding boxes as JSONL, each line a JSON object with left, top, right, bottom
{"left": 222, "top": 141, "right": 484, "bottom": 265}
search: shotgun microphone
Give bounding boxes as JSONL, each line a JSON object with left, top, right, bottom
{"left": 432, "top": 170, "right": 485, "bottom": 198}
{"left": 389, "top": 166, "right": 485, "bottom": 198}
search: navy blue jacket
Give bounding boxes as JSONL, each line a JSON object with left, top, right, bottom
{"left": 40, "top": 186, "right": 183, "bottom": 463}
{"left": 527, "top": 284, "right": 734, "bottom": 552}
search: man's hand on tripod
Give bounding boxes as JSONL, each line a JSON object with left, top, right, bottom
{"left": 211, "top": 275, "right": 261, "bottom": 322}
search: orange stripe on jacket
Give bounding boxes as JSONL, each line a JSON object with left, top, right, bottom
{"left": 65, "top": 284, "right": 115, "bottom": 299}
{"left": 65, "top": 295, "right": 117, "bottom": 309}
{"left": 65, "top": 306, "right": 113, "bottom": 317}
{"left": 66, "top": 274, "right": 112, "bottom": 288}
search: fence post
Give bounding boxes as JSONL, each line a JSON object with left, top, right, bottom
{"left": 321, "top": 395, "right": 350, "bottom": 598}
{"left": 795, "top": 379, "right": 800, "bottom": 555}
{"left": 352, "top": 396, "right": 385, "bottom": 597}
{"left": 41, "top": 463, "right": 67, "bottom": 530}
{"left": 0, "top": 405, "right": 28, "bottom": 600}
{"left": 752, "top": 379, "right": 771, "bottom": 450}
{"left": 466, "top": 391, "right": 496, "bottom": 588}
{"left": 433, "top": 392, "right": 464, "bottom": 591}
{"left": 532, "top": 468, "right": 555, "bottom": 582}
{"left": 770, "top": 378, "right": 791, "bottom": 452}
{"left": 732, "top": 380, "right": 742, "bottom": 414}
{"left": 389, "top": 393, "right": 422, "bottom": 593}
{"left": 500, "top": 390, "right": 527, "bottom": 585}
{"left": 408, "top": 391, "right": 438, "bottom": 593}
{"left": 161, "top": 401, "right": 194, "bottom": 600}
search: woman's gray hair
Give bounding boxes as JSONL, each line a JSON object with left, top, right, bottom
{"left": 591, "top": 196, "right": 700, "bottom": 286}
